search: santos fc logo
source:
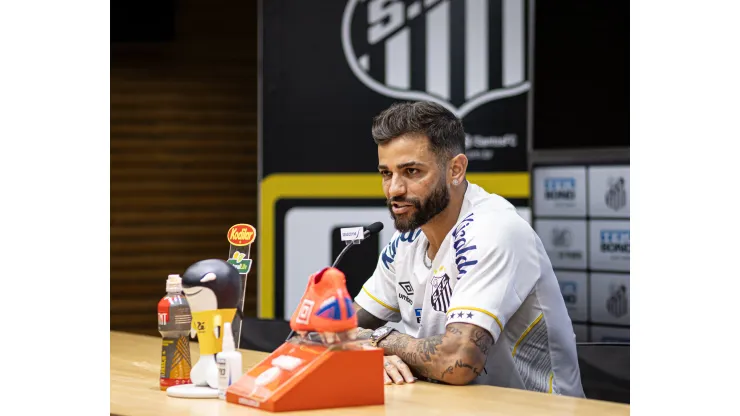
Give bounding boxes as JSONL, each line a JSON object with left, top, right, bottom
{"left": 341, "top": 0, "right": 531, "bottom": 118}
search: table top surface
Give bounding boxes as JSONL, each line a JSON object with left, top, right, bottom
{"left": 110, "top": 331, "right": 629, "bottom": 416}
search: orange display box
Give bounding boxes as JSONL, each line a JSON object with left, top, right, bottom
{"left": 225, "top": 340, "right": 385, "bottom": 412}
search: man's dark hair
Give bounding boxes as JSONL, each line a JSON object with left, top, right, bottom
{"left": 371, "top": 101, "right": 465, "bottom": 162}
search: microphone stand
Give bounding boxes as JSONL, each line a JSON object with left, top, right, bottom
{"left": 285, "top": 230, "right": 371, "bottom": 342}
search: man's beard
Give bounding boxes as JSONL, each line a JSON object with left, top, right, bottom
{"left": 387, "top": 179, "right": 450, "bottom": 232}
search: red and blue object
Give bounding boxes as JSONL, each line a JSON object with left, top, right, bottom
{"left": 289, "top": 267, "right": 358, "bottom": 334}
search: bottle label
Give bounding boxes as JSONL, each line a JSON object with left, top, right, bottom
{"left": 217, "top": 357, "right": 228, "bottom": 398}
{"left": 159, "top": 293, "right": 192, "bottom": 390}
{"left": 160, "top": 336, "right": 192, "bottom": 389}
{"left": 158, "top": 295, "right": 192, "bottom": 333}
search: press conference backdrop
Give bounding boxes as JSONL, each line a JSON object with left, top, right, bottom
{"left": 259, "top": 0, "right": 535, "bottom": 319}
{"left": 532, "top": 164, "right": 630, "bottom": 343}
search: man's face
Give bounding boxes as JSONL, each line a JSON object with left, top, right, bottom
{"left": 377, "top": 135, "right": 450, "bottom": 232}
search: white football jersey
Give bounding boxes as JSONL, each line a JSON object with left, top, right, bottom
{"left": 355, "top": 181, "right": 584, "bottom": 397}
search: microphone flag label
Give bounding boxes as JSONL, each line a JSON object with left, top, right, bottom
{"left": 339, "top": 227, "right": 365, "bottom": 242}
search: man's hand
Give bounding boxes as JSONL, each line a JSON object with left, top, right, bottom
{"left": 383, "top": 355, "right": 416, "bottom": 385}
{"left": 377, "top": 322, "right": 493, "bottom": 386}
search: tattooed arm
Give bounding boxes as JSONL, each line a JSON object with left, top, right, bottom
{"left": 375, "top": 322, "right": 493, "bottom": 386}
{"left": 353, "top": 303, "right": 387, "bottom": 331}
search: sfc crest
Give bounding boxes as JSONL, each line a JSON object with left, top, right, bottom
{"left": 341, "top": 0, "right": 531, "bottom": 117}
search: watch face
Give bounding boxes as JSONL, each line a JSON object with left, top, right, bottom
{"left": 373, "top": 326, "right": 391, "bottom": 341}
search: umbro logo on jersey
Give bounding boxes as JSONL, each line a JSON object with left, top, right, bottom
{"left": 398, "top": 281, "right": 414, "bottom": 296}
{"left": 605, "top": 177, "right": 626, "bottom": 211}
{"left": 398, "top": 282, "right": 414, "bottom": 305}
{"left": 606, "top": 284, "right": 628, "bottom": 318}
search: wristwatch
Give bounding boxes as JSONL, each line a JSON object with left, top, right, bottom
{"left": 369, "top": 326, "right": 396, "bottom": 347}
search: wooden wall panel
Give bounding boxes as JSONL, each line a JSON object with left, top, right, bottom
{"left": 111, "top": 0, "right": 258, "bottom": 336}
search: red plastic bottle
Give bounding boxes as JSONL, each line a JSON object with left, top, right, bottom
{"left": 158, "top": 274, "right": 192, "bottom": 390}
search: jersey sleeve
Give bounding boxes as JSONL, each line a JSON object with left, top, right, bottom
{"left": 353, "top": 232, "right": 402, "bottom": 323}
{"left": 445, "top": 215, "right": 541, "bottom": 341}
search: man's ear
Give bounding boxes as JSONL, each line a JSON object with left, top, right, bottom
{"left": 449, "top": 154, "right": 468, "bottom": 184}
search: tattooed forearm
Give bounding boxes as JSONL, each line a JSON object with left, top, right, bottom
{"left": 418, "top": 335, "right": 444, "bottom": 362}
{"left": 470, "top": 328, "right": 493, "bottom": 356}
{"left": 377, "top": 323, "right": 493, "bottom": 385}
{"left": 447, "top": 326, "right": 463, "bottom": 335}
{"left": 454, "top": 359, "right": 482, "bottom": 377}
{"left": 355, "top": 328, "right": 373, "bottom": 340}
{"left": 354, "top": 303, "right": 387, "bottom": 330}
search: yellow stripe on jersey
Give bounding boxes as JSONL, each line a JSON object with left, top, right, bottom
{"left": 512, "top": 313, "right": 544, "bottom": 357}
{"left": 446, "top": 306, "right": 504, "bottom": 332}
{"left": 362, "top": 287, "right": 400, "bottom": 313}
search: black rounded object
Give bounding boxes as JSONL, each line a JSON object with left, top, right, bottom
{"left": 181, "top": 259, "right": 242, "bottom": 309}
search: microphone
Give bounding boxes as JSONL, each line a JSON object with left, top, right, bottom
{"left": 285, "top": 222, "right": 384, "bottom": 342}
{"left": 364, "top": 221, "right": 384, "bottom": 237}
{"left": 331, "top": 222, "right": 384, "bottom": 268}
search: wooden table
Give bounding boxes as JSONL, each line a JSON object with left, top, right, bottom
{"left": 110, "top": 331, "right": 629, "bottom": 415}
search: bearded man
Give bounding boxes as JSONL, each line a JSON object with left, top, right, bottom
{"left": 353, "top": 101, "right": 584, "bottom": 397}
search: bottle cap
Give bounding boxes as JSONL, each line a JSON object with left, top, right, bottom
{"left": 166, "top": 274, "right": 183, "bottom": 293}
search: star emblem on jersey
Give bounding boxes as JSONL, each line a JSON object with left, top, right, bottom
{"left": 448, "top": 310, "right": 475, "bottom": 320}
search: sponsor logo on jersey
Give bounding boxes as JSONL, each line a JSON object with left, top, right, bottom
{"left": 430, "top": 266, "right": 452, "bottom": 313}
{"left": 606, "top": 284, "right": 628, "bottom": 318}
{"left": 600, "top": 230, "right": 630, "bottom": 254}
{"left": 452, "top": 213, "right": 478, "bottom": 279}
{"left": 544, "top": 178, "right": 576, "bottom": 200}
{"left": 605, "top": 177, "right": 627, "bottom": 211}
{"left": 415, "top": 308, "right": 422, "bottom": 324}
{"left": 381, "top": 229, "right": 423, "bottom": 270}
